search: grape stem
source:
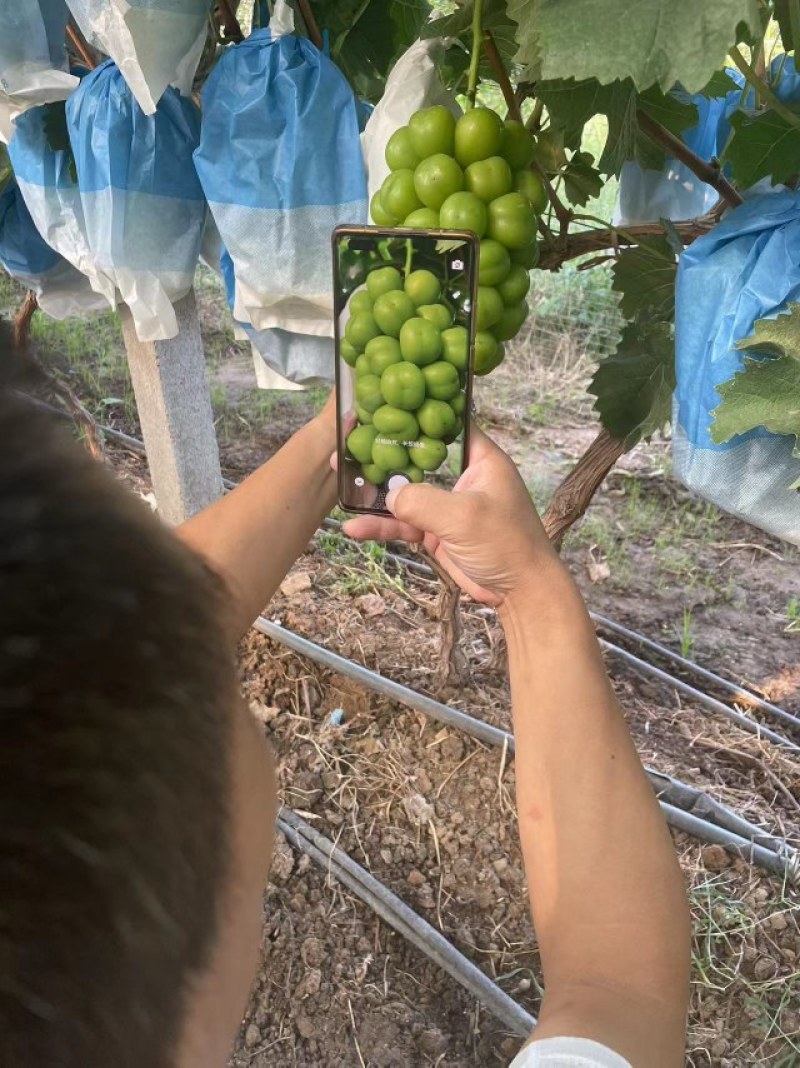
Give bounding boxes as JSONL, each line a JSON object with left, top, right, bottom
{"left": 403, "top": 238, "right": 413, "bottom": 280}
{"left": 466, "top": 0, "right": 485, "bottom": 106}
{"left": 483, "top": 30, "right": 521, "bottom": 120}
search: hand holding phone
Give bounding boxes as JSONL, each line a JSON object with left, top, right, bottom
{"left": 333, "top": 227, "right": 478, "bottom": 515}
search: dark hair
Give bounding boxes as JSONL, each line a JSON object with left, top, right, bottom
{"left": 0, "top": 320, "right": 234, "bottom": 1067}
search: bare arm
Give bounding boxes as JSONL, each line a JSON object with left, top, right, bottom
{"left": 177, "top": 404, "right": 336, "bottom": 640}
{"left": 343, "top": 425, "right": 691, "bottom": 1067}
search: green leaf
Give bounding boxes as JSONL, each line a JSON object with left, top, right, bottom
{"left": 711, "top": 354, "right": 800, "bottom": 453}
{"left": 560, "top": 151, "right": 603, "bottom": 206}
{"left": 509, "top": 0, "right": 759, "bottom": 93}
{"left": 537, "top": 78, "right": 696, "bottom": 176}
{"left": 697, "top": 69, "right": 740, "bottom": 98}
{"left": 306, "top": 0, "right": 429, "bottom": 103}
{"left": 774, "top": 0, "right": 800, "bottom": 55}
{"left": 42, "top": 101, "right": 71, "bottom": 154}
{"left": 589, "top": 318, "right": 675, "bottom": 445}
{"left": 0, "top": 145, "right": 13, "bottom": 198}
{"left": 735, "top": 303, "right": 800, "bottom": 361}
{"left": 611, "top": 238, "right": 676, "bottom": 320}
{"left": 727, "top": 108, "right": 800, "bottom": 188}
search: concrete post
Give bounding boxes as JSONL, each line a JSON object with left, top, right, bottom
{"left": 121, "top": 290, "right": 223, "bottom": 525}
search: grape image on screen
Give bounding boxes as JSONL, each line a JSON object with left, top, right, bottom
{"left": 335, "top": 232, "right": 475, "bottom": 512}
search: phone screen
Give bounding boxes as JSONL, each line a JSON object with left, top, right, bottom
{"left": 333, "top": 227, "right": 478, "bottom": 515}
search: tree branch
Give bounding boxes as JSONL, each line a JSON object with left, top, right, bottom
{"left": 66, "top": 22, "right": 96, "bottom": 69}
{"left": 729, "top": 44, "right": 800, "bottom": 129}
{"left": 543, "top": 429, "right": 627, "bottom": 550}
{"left": 537, "top": 215, "right": 718, "bottom": 271}
{"left": 296, "top": 0, "right": 323, "bottom": 50}
{"left": 215, "top": 0, "right": 244, "bottom": 42}
{"left": 483, "top": 30, "right": 521, "bottom": 121}
{"left": 635, "top": 110, "right": 743, "bottom": 208}
{"left": 14, "top": 290, "right": 38, "bottom": 349}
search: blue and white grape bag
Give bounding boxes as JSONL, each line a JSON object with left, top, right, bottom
{"left": 0, "top": 0, "right": 77, "bottom": 142}
{"left": 0, "top": 179, "right": 106, "bottom": 318}
{"left": 674, "top": 191, "right": 800, "bottom": 544}
{"left": 9, "top": 103, "right": 115, "bottom": 307}
{"left": 194, "top": 1, "right": 368, "bottom": 348}
{"left": 66, "top": 60, "right": 207, "bottom": 340}
{"left": 64, "top": 0, "right": 211, "bottom": 114}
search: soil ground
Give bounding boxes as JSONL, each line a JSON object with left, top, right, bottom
{"left": 3, "top": 266, "right": 799, "bottom": 1067}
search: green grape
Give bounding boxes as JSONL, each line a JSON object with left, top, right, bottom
{"left": 370, "top": 190, "right": 397, "bottom": 226}
{"left": 493, "top": 300, "right": 528, "bottom": 341}
{"left": 367, "top": 266, "right": 403, "bottom": 301}
{"left": 486, "top": 192, "right": 537, "bottom": 250}
{"left": 476, "top": 286, "right": 504, "bottom": 330}
{"left": 373, "top": 290, "right": 416, "bottom": 337}
{"left": 439, "top": 191, "right": 488, "bottom": 237}
{"left": 345, "top": 312, "right": 381, "bottom": 352}
{"left": 349, "top": 289, "right": 373, "bottom": 316}
{"left": 408, "top": 105, "right": 456, "bottom": 158}
{"left": 402, "top": 464, "right": 425, "bottom": 483}
{"left": 422, "top": 360, "right": 460, "bottom": 401}
{"left": 373, "top": 405, "right": 419, "bottom": 440}
{"left": 473, "top": 331, "right": 499, "bottom": 374}
{"left": 356, "top": 404, "right": 374, "bottom": 424}
{"left": 381, "top": 169, "right": 423, "bottom": 220}
{"left": 365, "top": 335, "right": 402, "bottom": 375}
{"left": 409, "top": 435, "right": 448, "bottom": 471}
{"left": 347, "top": 425, "right": 377, "bottom": 464}
{"left": 497, "top": 263, "right": 531, "bottom": 305}
{"left": 418, "top": 303, "right": 452, "bottom": 331}
{"left": 372, "top": 438, "right": 409, "bottom": 471}
{"left": 510, "top": 241, "right": 541, "bottom": 269}
{"left": 405, "top": 269, "right": 441, "bottom": 307}
{"left": 381, "top": 362, "right": 426, "bottom": 410}
{"left": 515, "top": 169, "right": 548, "bottom": 214}
{"left": 399, "top": 317, "right": 442, "bottom": 366}
{"left": 385, "top": 126, "right": 420, "bottom": 171}
{"left": 417, "top": 398, "right": 458, "bottom": 440}
{"left": 464, "top": 156, "right": 512, "bottom": 202}
{"left": 355, "top": 373, "right": 384, "bottom": 413}
{"left": 339, "top": 338, "right": 360, "bottom": 366}
{"left": 362, "top": 462, "right": 387, "bottom": 486}
{"left": 478, "top": 239, "right": 511, "bottom": 286}
{"left": 441, "top": 325, "right": 469, "bottom": 371}
{"left": 413, "top": 153, "right": 464, "bottom": 210}
{"left": 451, "top": 391, "right": 467, "bottom": 417}
{"left": 454, "top": 107, "right": 504, "bottom": 167}
{"left": 501, "top": 120, "right": 535, "bottom": 170}
{"left": 354, "top": 354, "right": 372, "bottom": 377}
{"left": 475, "top": 341, "right": 505, "bottom": 376}
{"left": 404, "top": 207, "right": 440, "bottom": 228}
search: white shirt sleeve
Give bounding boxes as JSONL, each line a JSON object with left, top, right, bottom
{"left": 509, "top": 1037, "right": 632, "bottom": 1068}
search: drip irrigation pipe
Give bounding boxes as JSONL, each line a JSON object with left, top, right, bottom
{"left": 36, "top": 399, "right": 798, "bottom": 743}
{"left": 255, "top": 617, "right": 798, "bottom": 880}
{"left": 277, "top": 807, "right": 536, "bottom": 1038}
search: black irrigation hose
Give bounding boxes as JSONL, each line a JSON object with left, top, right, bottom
{"left": 596, "top": 639, "right": 798, "bottom": 752}
{"left": 591, "top": 612, "right": 800, "bottom": 734}
{"left": 255, "top": 617, "right": 799, "bottom": 882}
{"left": 277, "top": 807, "right": 536, "bottom": 1038}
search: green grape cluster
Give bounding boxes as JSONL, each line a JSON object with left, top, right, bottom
{"left": 341, "top": 265, "right": 468, "bottom": 486}
{"left": 370, "top": 105, "right": 546, "bottom": 375}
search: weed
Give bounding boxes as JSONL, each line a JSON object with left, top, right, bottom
{"left": 785, "top": 597, "right": 800, "bottom": 634}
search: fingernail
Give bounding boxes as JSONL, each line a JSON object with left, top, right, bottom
{"left": 385, "top": 488, "right": 399, "bottom": 512}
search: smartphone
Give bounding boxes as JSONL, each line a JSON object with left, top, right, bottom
{"left": 333, "top": 226, "right": 478, "bottom": 516}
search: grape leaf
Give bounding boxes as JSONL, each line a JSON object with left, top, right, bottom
{"left": 0, "top": 145, "right": 12, "bottom": 198}
{"left": 727, "top": 108, "right": 800, "bottom": 188}
{"left": 611, "top": 238, "right": 676, "bottom": 320}
{"left": 711, "top": 355, "right": 800, "bottom": 453}
{"left": 509, "top": 0, "right": 759, "bottom": 93}
{"left": 735, "top": 303, "right": 800, "bottom": 360}
{"left": 560, "top": 151, "right": 603, "bottom": 206}
{"left": 537, "top": 78, "right": 696, "bottom": 176}
{"left": 774, "top": 0, "right": 800, "bottom": 55}
{"left": 589, "top": 318, "right": 675, "bottom": 445}
{"left": 307, "top": 0, "right": 429, "bottom": 102}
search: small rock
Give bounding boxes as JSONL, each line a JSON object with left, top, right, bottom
{"left": 754, "top": 956, "right": 779, "bottom": 981}
{"left": 493, "top": 858, "right": 509, "bottom": 875}
{"left": 271, "top": 834, "right": 295, "bottom": 882}
{"left": 418, "top": 1029, "right": 448, "bottom": 1055}
{"left": 294, "top": 968, "right": 322, "bottom": 1000}
{"left": 710, "top": 1038, "right": 729, "bottom": 1058}
{"left": 244, "top": 1024, "right": 261, "bottom": 1049}
{"left": 701, "top": 844, "right": 730, "bottom": 872}
{"left": 301, "top": 937, "right": 325, "bottom": 968}
{"left": 407, "top": 869, "right": 426, "bottom": 887}
{"left": 295, "top": 1013, "right": 315, "bottom": 1038}
{"left": 280, "top": 572, "right": 312, "bottom": 598}
{"left": 404, "top": 792, "right": 435, "bottom": 826}
{"left": 769, "top": 911, "right": 788, "bottom": 932}
{"left": 356, "top": 592, "right": 385, "bottom": 617}
{"left": 587, "top": 557, "right": 611, "bottom": 584}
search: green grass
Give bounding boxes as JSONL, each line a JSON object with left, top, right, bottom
{"left": 317, "top": 529, "right": 407, "bottom": 598}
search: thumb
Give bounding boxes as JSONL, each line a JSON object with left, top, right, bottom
{"left": 386, "top": 480, "right": 476, "bottom": 540}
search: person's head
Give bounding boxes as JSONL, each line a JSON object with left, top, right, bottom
{"left": 0, "top": 321, "right": 276, "bottom": 1067}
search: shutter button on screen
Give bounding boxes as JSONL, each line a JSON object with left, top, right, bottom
{"left": 387, "top": 474, "right": 410, "bottom": 492}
